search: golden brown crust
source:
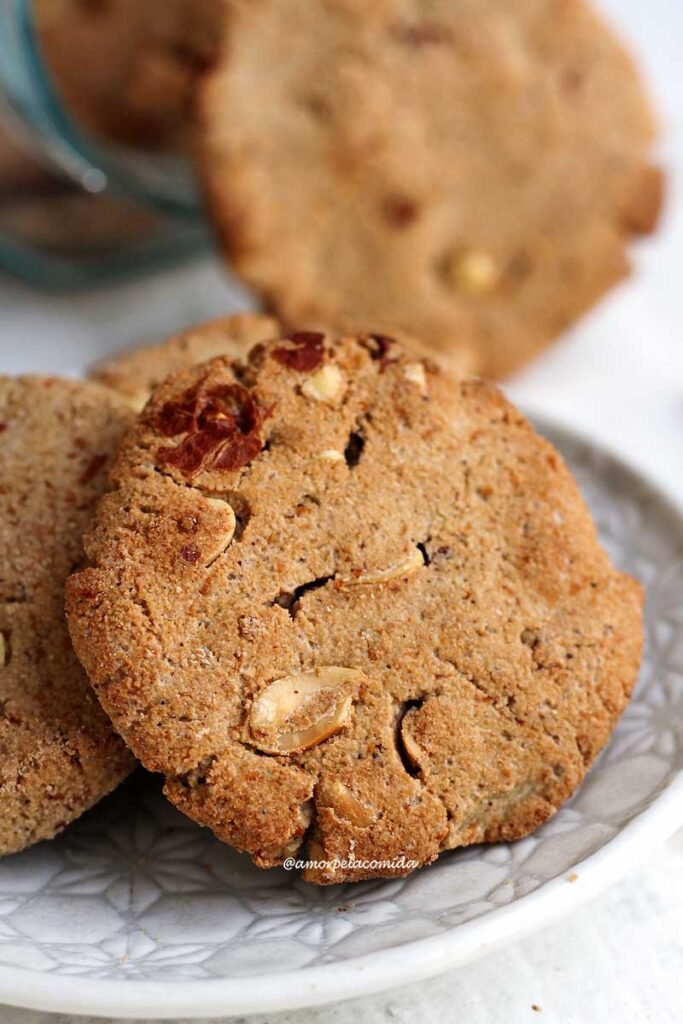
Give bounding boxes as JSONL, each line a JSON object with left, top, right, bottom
{"left": 198, "top": 0, "right": 661, "bottom": 378}
{"left": 66, "top": 332, "right": 642, "bottom": 882}
{"left": 89, "top": 314, "right": 282, "bottom": 407}
{"left": 0, "top": 376, "right": 136, "bottom": 855}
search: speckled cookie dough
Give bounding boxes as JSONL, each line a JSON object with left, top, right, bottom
{"left": 0, "top": 376, "right": 136, "bottom": 855}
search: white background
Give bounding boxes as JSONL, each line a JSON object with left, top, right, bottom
{"left": 0, "top": 0, "right": 681, "bottom": 1020}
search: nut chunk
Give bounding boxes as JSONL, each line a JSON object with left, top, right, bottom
{"left": 342, "top": 547, "right": 425, "bottom": 586}
{"left": 248, "top": 668, "right": 363, "bottom": 754}
{"left": 302, "top": 364, "right": 345, "bottom": 404}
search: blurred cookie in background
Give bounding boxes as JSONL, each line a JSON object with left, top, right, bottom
{"left": 198, "top": 0, "right": 663, "bottom": 378}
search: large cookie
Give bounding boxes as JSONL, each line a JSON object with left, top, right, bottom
{"left": 198, "top": 0, "right": 662, "bottom": 378}
{"left": 90, "top": 314, "right": 281, "bottom": 408}
{"left": 65, "top": 332, "right": 642, "bottom": 882}
{"left": 0, "top": 377, "right": 136, "bottom": 855}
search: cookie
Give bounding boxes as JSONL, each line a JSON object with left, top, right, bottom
{"left": 35, "top": 0, "right": 222, "bottom": 153}
{"left": 0, "top": 377, "right": 136, "bottom": 855}
{"left": 65, "top": 331, "right": 642, "bottom": 883}
{"left": 90, "top": 314, "right": 281, "bottom": 408}
{"left": 198, "top": 0, "right": 662, "bottom": 378}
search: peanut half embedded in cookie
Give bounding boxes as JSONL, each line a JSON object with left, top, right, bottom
{"left": 248, "top": 668, "right": 363, "bottom": 754}
{"left": 66, "top": 331, "right": 643, "bottom": 883}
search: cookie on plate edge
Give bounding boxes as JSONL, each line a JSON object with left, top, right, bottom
{"left": 66, "top": 330, "right": 643, "bottom": 883}
{"left": 0, "top": 376, "right": 136, "bottom": 855}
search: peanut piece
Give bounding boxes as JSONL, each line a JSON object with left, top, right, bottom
{"left": 249, "top": 667, "right": 363, "bottom": 754}
{"left": 400, "top": 708, "right": 423, "bottom": 769}
{"left": 324, "top": 780, "right": 374, "bottom": 827}
{"left": 448, "top": 248, "right": 499, "bottom": 295}
{"left": 341, "top": 547, "right": 424, "bottom": 586}
{"left": 123, "top": 391, "right": 149, "bottom": 413}
{"left": 301, "top": 364, "right": 345, "bottom": 404}
{"left": 403, "top": 362, "right": 428, "bottom": 395}
{"left": 200, "top": 497, "right": 237, "bottom": 562}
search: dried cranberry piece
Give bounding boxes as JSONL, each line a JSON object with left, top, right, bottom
{"left": 382, "top": 195, "right": 419, "bottom": 228}
{"left": 158, "top": 431, "right": 221, "bottom": 475}
{"left": 209, "top": 433, "right": 264, "bottom": 471}
{"left": 361, "top": 334, "right": 399, "bottom": 372}
{"left": 272, "top": 332, "right": 325, "bottom": 372}
{"left": 153, "top": 394, "right": 200, "bottom": 437}
{"left": 198, "top": 384, "right": 261, "bottom": 436}
{"left": 392, "top": 22, "right": 451, "bottom": 47}
{"left": 156, "top": 379, "right": 269, "bottom": 477}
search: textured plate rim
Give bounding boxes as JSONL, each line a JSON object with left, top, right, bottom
{"left": 0, "top": 415, "right": 681, "bottom": 1019}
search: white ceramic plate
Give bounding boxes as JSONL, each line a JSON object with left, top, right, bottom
{"left": 0, "top": 418, "right": 681, "bottom": 1019}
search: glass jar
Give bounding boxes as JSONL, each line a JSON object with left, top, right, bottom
{"left": 0, "top": 0, "right": 210, "bottom": 287}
